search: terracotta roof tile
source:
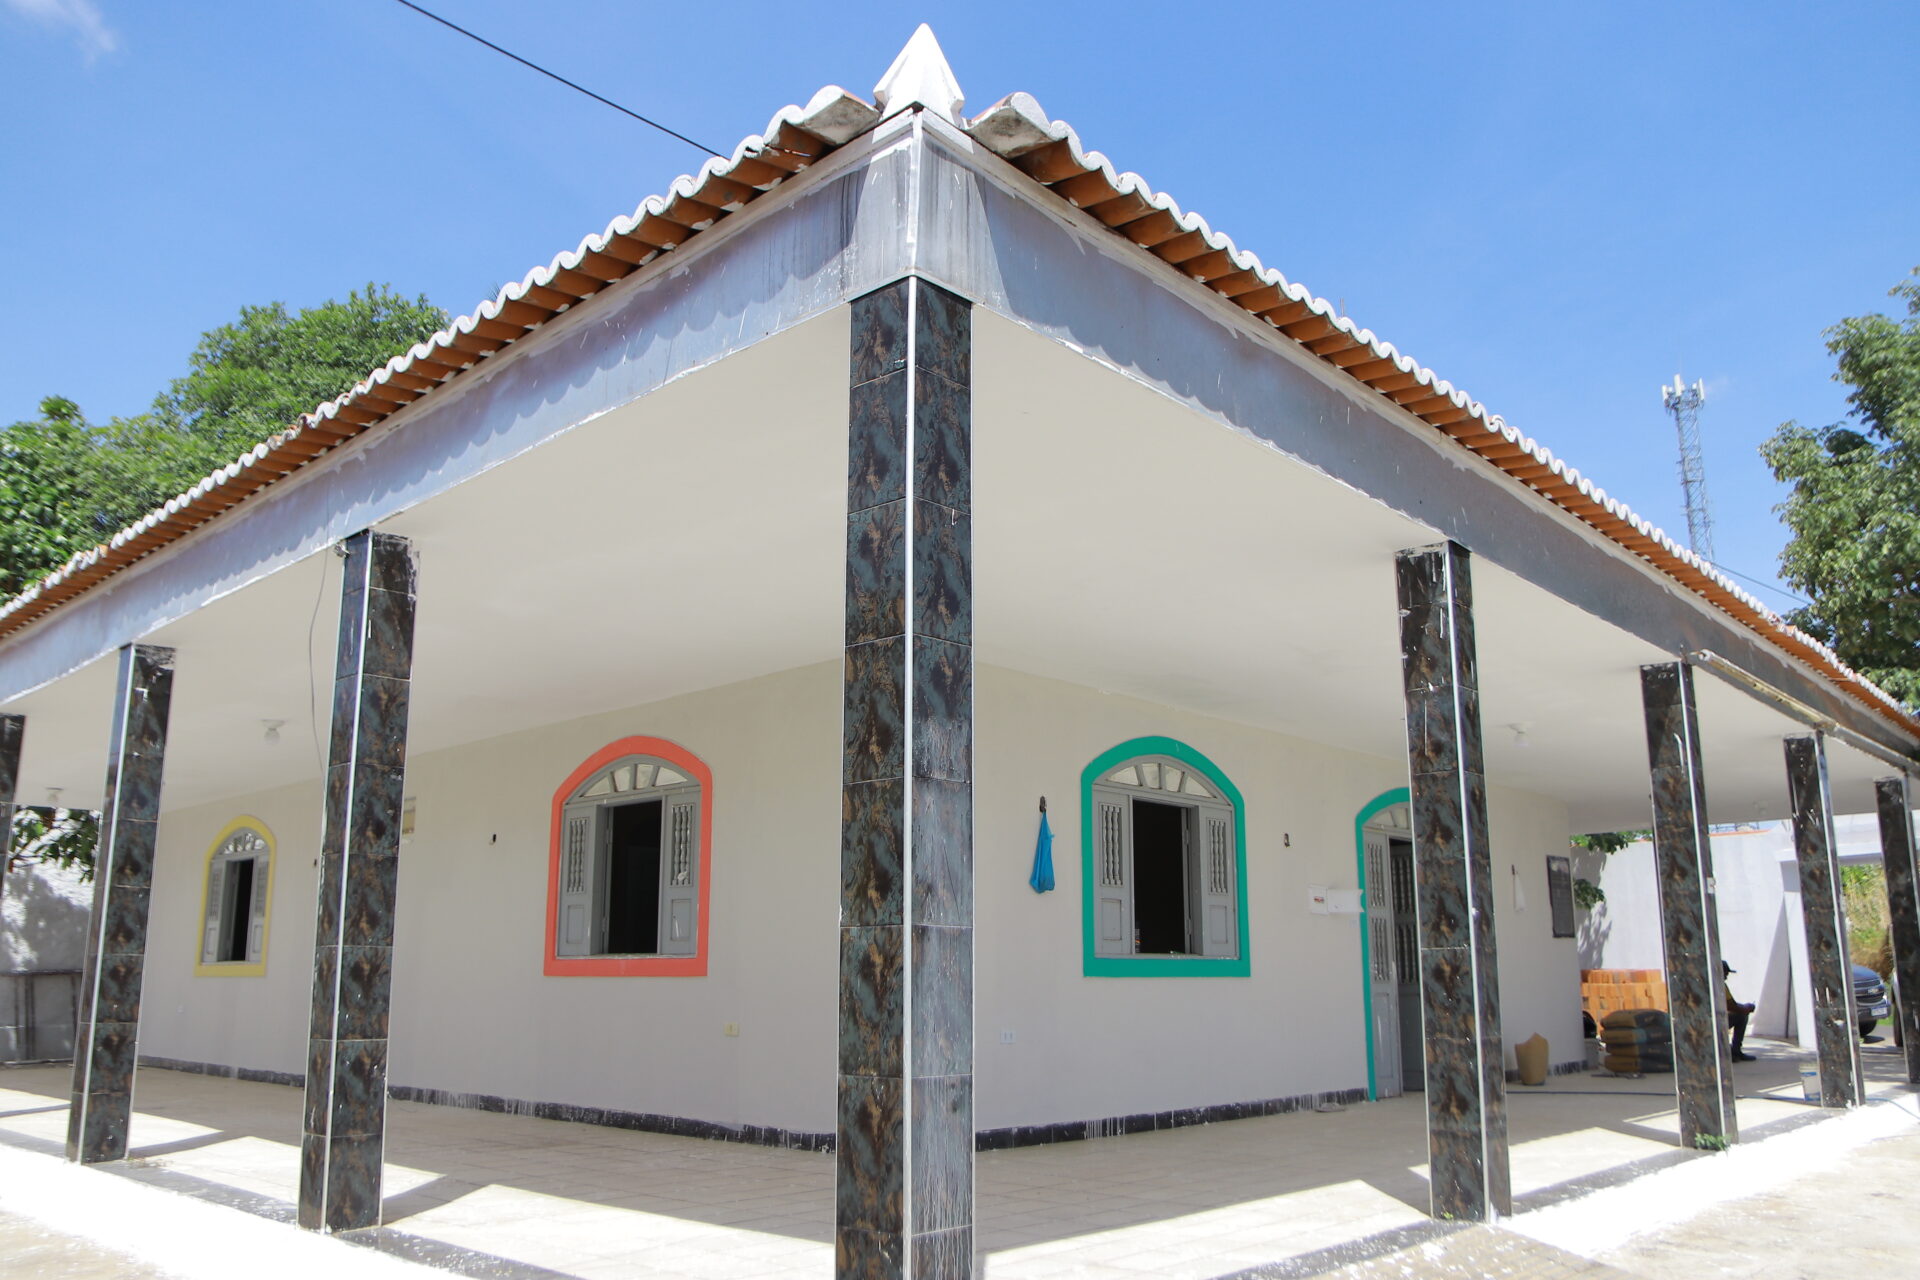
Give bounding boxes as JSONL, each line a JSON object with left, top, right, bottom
{"left": 964, "top": 89, "right": 1918, "bottom": 741}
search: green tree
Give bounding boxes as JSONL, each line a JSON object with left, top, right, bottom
{"left": 150, "top": 283, "right": 446, "bottom": 468}
{"left": 1762, "top": 268, "right": 1920, "bottom": 706}
{"left": 0, "top": 396, "right": 99, "bottom": 597}
{"left": 0, "top": 284, "right": 444, "bottom": 599}
{"left": 1, "top": 284, "right": 445, "bottom": 871}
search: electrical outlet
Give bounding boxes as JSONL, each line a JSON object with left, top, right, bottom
{"left": 723, "top": 1023, "right": 740, "bottom": 1038}
{"left": 999, "top": 1030, "right": 1016, "bottom": 1045}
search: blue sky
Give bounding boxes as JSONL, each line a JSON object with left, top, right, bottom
{"left": 3, "top": 1, "right": 1914, "bottom": 610}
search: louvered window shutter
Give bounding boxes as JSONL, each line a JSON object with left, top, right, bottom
{"left": 201, "top": 858, "right": 227, "bottom": 964}
{"left": 1091, "top": 788, "right": 1134, "bottom": 957}
{"left": 658, "top": 793, "right": 699, "bottom": 956}
{"left": 555, "top": 801, "right": 599, "bottom": 957}
{"left": 245, "top": 854, "right": 270, "bottom": 963}
{"left": 1364, "top": 830, "right": 1392, "bottom": 981}
{"left": 1193, "top": 801, "right": 1237, "bottom": 958}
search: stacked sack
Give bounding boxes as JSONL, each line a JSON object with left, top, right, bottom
{"left": 1599, "top": 1008, "right": 1673, "bottom": 1074}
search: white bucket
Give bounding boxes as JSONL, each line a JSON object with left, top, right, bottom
{"left": 1799, "top": 1067, "right": 1821, "bottom": 1102}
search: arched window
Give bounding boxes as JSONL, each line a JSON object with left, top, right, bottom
{"left": 545, "top": 737, "right": 712, "bottom": 977}
{"left": 195, "top": 819, "right": 273, "bottom": 977}
{"left": 1081, "top": 737, "right": 1249, "bottom": 977}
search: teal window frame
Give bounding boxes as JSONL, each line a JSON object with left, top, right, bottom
{"left": 1081, "top": 736, "right": 1250, "bottom": 977}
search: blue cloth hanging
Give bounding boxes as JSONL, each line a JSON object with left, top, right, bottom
{"left": 1029, "top": 805, "right": 1055, "bottom": 894}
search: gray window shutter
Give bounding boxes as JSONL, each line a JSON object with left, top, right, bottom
{"left": 556, "top": 801, "right": 598, "bottom": 957}
{"left": 1364, "top": 827, "right": 1403, "bottom": 1096}
{"left": 1364, "top": 831, "right": 1392, "bottom": 982}
{"left": 245, "top": 854, "right": 270, "bottom": 964}
{"left": 659, "top": 793, "right": 699, "bottom": 956}
{"left": 201, "top": 858, "right": 227, "bottom": 964}
{"left": 1193, "top": 801, "right": 1237, "bottom": 958}
{"left": 1091, "top": 787, "right": 1134, "bottom": 957}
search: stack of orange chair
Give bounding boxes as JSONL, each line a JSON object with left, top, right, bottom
{"left": 1581, "top": 968, "right": 1669, "bottom": 1025}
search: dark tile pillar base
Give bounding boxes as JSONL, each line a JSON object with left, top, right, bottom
{"left": 1874, "top": 776, "right": 1920, "bottom": 1085}
{"left": 837, "top": 277, "right": 975, "bottom": 1278}
{"left": 1785, "top": 734, "right": 1863, "bottom": 1108}
{"left": 1394, "top": 541, "right": 1509, "bottom": 1221}
{"left": 300, "top": 531, "right": 417, "bottom": 1231}
{"left": 67, "top": 644, "right": 174, "bottom": 1164}
{"left": 1639, "top": 663, "right": 1737, "bottom": 1147}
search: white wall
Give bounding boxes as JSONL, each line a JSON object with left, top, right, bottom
{"left": 974, "top": 667, "right": 1584, "bottom": 1129}
{"left": 2, "top": 854, "right": 91, "bottom": 972}
{"left": 142, "top": 661, "right": 843, "bottom": 1130}
{"left": 2, "top": 852, "right": 93, "bottom": 1061}
{"left": 140, "top": 660, "right": 1583, "bottom": 1135}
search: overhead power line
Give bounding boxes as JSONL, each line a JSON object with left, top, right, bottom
{"left": 391, "top": 0, "right": 724, "bottom": 159}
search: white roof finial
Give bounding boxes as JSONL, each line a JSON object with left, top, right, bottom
{"left": 873, "top": 24, "right": 964, "bottom": 123}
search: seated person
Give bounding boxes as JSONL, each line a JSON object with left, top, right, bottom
{"left": 1723, "top": 959, "right": 1755, "bottom": 1062}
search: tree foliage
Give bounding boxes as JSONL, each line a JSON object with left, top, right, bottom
{"left": 0, "top": 284, "right": 445, "bottom": 600}
{"left": 151, "top": 284, "right": 447, "bottom": 466}
{"left": 6, "top": 806, "right": 97, "bottom": 881}
{"left": 1763, "top": 268, "right": 1920, "bottom": 706}
{"left": 1572, "top": 831, "right": 1647, "bottom": 855}
{"left": 0, "top": 284, "right": 445, "bottom": 872}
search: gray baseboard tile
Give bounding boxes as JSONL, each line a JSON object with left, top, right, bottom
{"left": 383, "top": 1082, "right": 835, "bottom": 1152}
{"left": 137, "top": 1057, "right": 1374, "bottom": 1156}
{"left": 975, "top": 1086, "right": 1370, "bottom": 1151}
{"left": 139, "top": 1054, "right": 303, "bottom": 1089}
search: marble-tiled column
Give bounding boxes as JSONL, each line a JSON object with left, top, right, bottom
{"left": 1784, "top": 734, "right": 1863, "bottom": 1108}
{"left": 1638, "top": 663, "right": 1737, "bottom": 1147}
{"left": 67, "top": 643, "right": 174, "bottom": 1164}
{"left": 300, "top": 531, "right": 417, "bottom": 1231}
{"left": 1394, "top": 541, "right": 1508, "bottom": 1221}
{"left": 838, "top": 277, "right": 974, "bottom": 1279}
{"left": 1874, "top": 776, "right": 1920, "bottom": 1084}
{"left": 0, "top": 714, "right": 21, "bottom": 901}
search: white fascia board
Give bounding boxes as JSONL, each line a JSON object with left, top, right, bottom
{"left": 906, "top": 113, "right": 1918, "bottom": 763}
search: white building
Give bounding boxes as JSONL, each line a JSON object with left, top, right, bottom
{"left": 1577, "top": 814, "right": 1898, "bottom": 1045}
{"left": 1, "top": 28, "right": 1914, "bottom": 1275}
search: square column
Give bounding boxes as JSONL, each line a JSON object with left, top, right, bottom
{"left": 1874, "top": 776, "right": 1920, "bottom": 1084}
{"left": 1638, "top": 662, "right": 1737, "bottom": 1147}
{"left": 838, "top": 277, "right": 975, "bottom": 1278}
{"left": 300, "top": 531, "right": 417, "bottom": 1231}
{"left": 1394, "top": 541, "right": 1508, "bottom": 1221}
{"left": 1784, "top": 734, "right": 1864, "bottom": 1107}
{"left": 0, "top": 714, "right": 21, "bottom": 896}
{"left": 67, "top": 643, "right": 174, "bottom": 1163}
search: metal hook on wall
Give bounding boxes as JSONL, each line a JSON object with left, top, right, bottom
{"left": 1039, "top": 795, "right": 1047, "bottom": 814}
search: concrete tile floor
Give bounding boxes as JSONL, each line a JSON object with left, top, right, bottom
{"left": 0, "top": 1037, "right": 1908, "bottom": 1280}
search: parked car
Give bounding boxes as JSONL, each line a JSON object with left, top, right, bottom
{"left": 1856, "top": 964, "right": 1893, "bottom": 1038}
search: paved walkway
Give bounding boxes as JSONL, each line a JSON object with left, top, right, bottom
{"left": 0, "top": 1210, "right": 176, "bottom": 1280}
{"left": 1601, "top": 1125, "right": 1920, "bottom": 1279}
{"left": 0, "top": 1038, "right": 1911, "bottom": 1278}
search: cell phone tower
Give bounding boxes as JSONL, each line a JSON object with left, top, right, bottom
{"left": 1661, "top": 375, "right": 1713, "bottom": 562}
